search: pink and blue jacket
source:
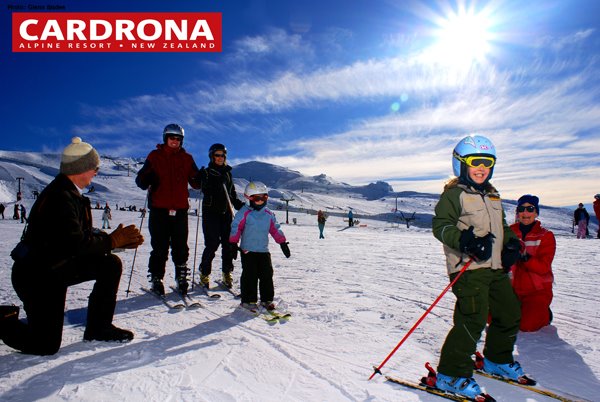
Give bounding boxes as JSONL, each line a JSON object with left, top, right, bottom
{"left": 229, "top": 204, "right": 286, "bottom": 252}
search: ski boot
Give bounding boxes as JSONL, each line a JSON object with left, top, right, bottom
{"left": 175, "top": 265, "right": 189, "bottom": 296}
{"left": 423, "top": 363, "right": 494, "bottom": 401}
{"left": 150, "top": 276, "right": 165, "bottom": 296}
{"left": 240, "top": 302, "right": 258, "bottom": 313}
{"left": 84, "top": 324, "right": 134, "bottom": 343}
{"left": 222, "top": 271, "right": 233, "bottom": 289}
{"left": 199, "top": 274, "right": 210, "bottom": 289}
{"left": 475, "top": 352, "right": 536, "bottom": 385}
{"left": 260, "top": 301, "right": 276, "bottom": 311}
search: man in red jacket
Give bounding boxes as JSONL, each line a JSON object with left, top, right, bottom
{"left": 509, "top": 194, "right": 555, "bottom": 332}
{"left": 593, "top": 194, "right": 600, "bottom": 239}
{"left": 136, "top": 124, "right": 201, "bottom": 296}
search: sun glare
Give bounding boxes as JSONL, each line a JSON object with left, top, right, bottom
{"left": 424, "top": 4, "right": 497, "bottom": 68}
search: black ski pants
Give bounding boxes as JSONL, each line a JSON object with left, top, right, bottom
{"left": 200, "top": 212, "right": 234, "bottom": 275}
{"left": 240, "top": 252, "right": 274, "bottom": 304}
{"left": 6, "top": 254, "right": 122, "bottom": 355}
{"left": 148, "top": 208, "right": 189, "bottom": 279}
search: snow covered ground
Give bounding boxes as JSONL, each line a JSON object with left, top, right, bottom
{"left": 0, "top": 206, "right": 598, "bottom": 401}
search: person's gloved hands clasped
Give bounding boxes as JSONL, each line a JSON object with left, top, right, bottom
{"left": 459, "top": 226, "right": 495, "bottom": 261}
{"left": 280, "top": 242, "right": 291, "bottom": 258}
{"left": 501, "top": 237, "right": 521, "bottom": 272}
{"left": 110, "top": 224, "right": 144, "bottom": 249}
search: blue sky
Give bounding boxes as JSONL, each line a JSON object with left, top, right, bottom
{"left": 2, "top": 0, "right": 599, "bottom": 206}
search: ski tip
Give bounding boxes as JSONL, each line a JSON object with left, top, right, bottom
{"left": 518, "top": 375, "right": 537, "bottom": 386}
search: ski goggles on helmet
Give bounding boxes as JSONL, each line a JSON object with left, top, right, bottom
{"left": 517, "top": 205, "right": 536, "bottom": 213}
{"left": 249, "top": 194, "right": 268, "bottom": 202}
{"left": 454, "top": 152, "right": 496, "bottom": 169}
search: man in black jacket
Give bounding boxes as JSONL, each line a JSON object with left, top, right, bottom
{"left": 0, "top": 137, "right": 144, "bottom": 355}
{"left": 198, "top": 143, "right": 244, "bottom": 288}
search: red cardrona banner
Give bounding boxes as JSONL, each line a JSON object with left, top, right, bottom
{"left": 12, "top": 12, "right": 222, "bottom": 52}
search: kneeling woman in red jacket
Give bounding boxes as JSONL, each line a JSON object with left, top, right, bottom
{"left": 509, "top": 194, "right": 556, "bottom": 332}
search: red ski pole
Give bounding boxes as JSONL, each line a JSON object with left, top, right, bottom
{"left": 368, "top": 257, "right": 474, "bottom": 380}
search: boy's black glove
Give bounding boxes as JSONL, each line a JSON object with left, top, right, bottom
{"left": 280, "top": 242, "right": 291, "bottom": 258}
{"left": 229, "top": 243, "right": 238, "bottom": 260}
{"left": 459, "top": 226, "right": 495, "bottom": 261}
{"left": 501, "top": 238, "right": 521, "bottom": 272}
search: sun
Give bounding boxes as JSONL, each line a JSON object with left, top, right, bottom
{"left": 424, "top": 3, "right": 497, "bottom": 68}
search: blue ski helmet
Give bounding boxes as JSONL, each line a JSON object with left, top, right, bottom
{"left": 452, "top": 134, "right": 496, "bottom": 178}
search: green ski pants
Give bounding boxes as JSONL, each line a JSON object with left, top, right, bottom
{"left": 437, "top": 268, "right": 521, "bottom": 377}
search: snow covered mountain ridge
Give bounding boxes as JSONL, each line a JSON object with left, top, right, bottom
{"left": 0, "top": 150, "right": 579, "bottom": 233}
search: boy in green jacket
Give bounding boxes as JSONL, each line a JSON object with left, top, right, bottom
{"left": 429, "top": 135, "right": 533, "bottom": 400}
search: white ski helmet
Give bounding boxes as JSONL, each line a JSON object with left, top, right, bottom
{"left": 244, "top": 181, "right": 268, "bottom": 198}
{"left": 163, "top": 123, "right": 185, "bottom": 144}
{"left": 595, "top": 194, "right": 600, "bottom": 200}
{"left": 452, "top": 134, "right": 497, "bottom": 179}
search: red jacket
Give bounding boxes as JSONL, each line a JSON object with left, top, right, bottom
{"left": 136, "top": 144, "right": 201, "bottom": 210}
{"left": 594, "top": 199, "right": 600, "bottom": 220}
{"left": 509, "top": 221, "right": 555, "bottom": 297}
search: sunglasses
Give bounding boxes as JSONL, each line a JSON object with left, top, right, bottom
{"left": 517, "top": 205, "right": 536, "bottom": 213}
{"left": 167, "top": 135, "right": 182, "bottom": 141}
{"left": 454, "top": 153, "right": 496, "bottom": 169}
{"left": 249, "top": 194, "right": 268, "bottom": 202}
{"left": 213, "top": 153, "right": 226, "bottom": 158}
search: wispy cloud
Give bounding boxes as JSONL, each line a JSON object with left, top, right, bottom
{"left": 77, "top": 26, "right": 599, "bottom": 206}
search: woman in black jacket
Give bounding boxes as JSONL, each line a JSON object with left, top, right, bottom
{"left": 198, "top": 143, "right": 244, "bottom": 289}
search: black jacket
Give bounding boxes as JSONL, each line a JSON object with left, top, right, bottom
{"left": 199, "top": 163, "right": 244, "bottom": 215}
{"left": 574, "top": 207, "right": 590, "bottom": 224}
{"left": 17, "top": 174, "right": 112, "bottom": 271}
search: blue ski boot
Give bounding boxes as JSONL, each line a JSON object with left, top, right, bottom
{"left": 476, "top": 352, "right": 536, "bottom": 385}
{"left": 435, "top": 373, "right": 483, "bottom": 399}
{"left": 423, "top": 363, "right": 494, "bottom": 401}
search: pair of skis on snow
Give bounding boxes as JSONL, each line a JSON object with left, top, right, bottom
{"left": 142, "top": 283, "right": 292, "bottom": 322}
{"left": 208, "top": 280, "right": 292, "bottom": 322}
{"left": 141, "top": 280, "right": 232, "bottom": 311}
{"left": 141, "top": 287, "right": 204, "bottom": 311}
{"left": 382, "top": 357, "right": 582, "bottom": 402}
{"left": 238, "top": 303, "right": 291, "bottom": 323}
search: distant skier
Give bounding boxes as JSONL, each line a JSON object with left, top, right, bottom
{"left": 13, "top": 204, "right": 19, "bottom": 220}
{"left": 20, "top": 204, "right": 27, "bottom": 223}
{"left": 317, "top": 210, "right": 327, "bottom": 239}
{"left": 508, "top": 195, "right": 555, "bottom": 332}
{"left": 593, "top": 194, "right": 600, "bottom": 239}
{"left": 0, "top": 203, "right": 5, "bottom": 219}
{"left": 574, "top": 203, "right": 590, "bottom": 239}
{"left": 102, "top": 203, "right": 112, "bottom": 229}
{"left": 347, "top": 209, "right": 354, "bottom": 227}
{"left": 430, "top": 135, "right": 529, "bottom": 400}
{"left": 229, "top": 182, "right": 290, "bottom": 311}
